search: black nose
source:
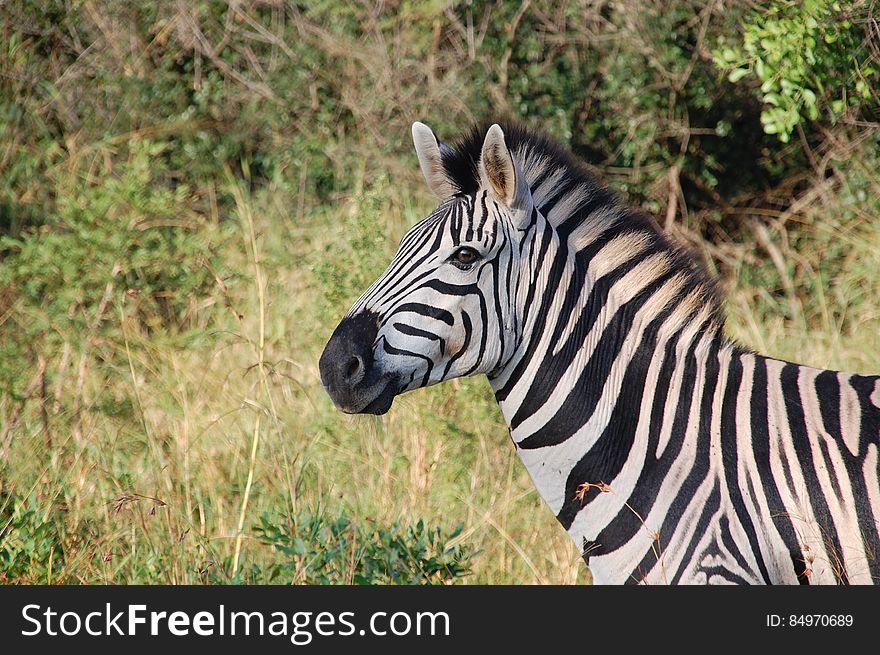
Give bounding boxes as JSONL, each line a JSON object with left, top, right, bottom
{"left": 319, "top": 311, "right": 385, "bottom": 413}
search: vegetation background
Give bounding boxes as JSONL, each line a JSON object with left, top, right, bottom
{"left": 1, "top": 0, "right": 878, "bottom": 584}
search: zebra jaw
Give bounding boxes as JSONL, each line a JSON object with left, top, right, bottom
{"left": 318, "top": 311, "right": 400, "bottom": 415}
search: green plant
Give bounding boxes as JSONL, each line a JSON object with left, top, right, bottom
{"left": 0, "top": 490, "right": 66, "bottom": 583}
{"left": 714, "top": 0, "right": 878, "bottom": 142}
{"left": 311, "top": 176, "right": 401, "bottom": 316}
{"left": 252, "top": 510, "right": 473, "bottom": 585}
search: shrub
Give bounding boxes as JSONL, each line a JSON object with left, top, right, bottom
{"left": 714, "top": 0, "right": 878, "bottom": 142}
{"left": 251, "top": 511, "right": 473, "bottom": 585}
{"left": 0, "top": 490, "right": 67, "bottom": 584}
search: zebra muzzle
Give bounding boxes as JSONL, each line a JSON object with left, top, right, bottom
{"left": 319, "top": 311, "right": 397, "bottom": 415}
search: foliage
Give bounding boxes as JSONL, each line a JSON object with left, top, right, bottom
{"left": 251, "top": 511, "right": 472, "bottom": 585}
{"left": 0, "top": 490, "right": 67, "bottom": 584}
{"left": 714, "top": 0, "right": 878, "bottom": 142}
{"left": 311, "top": 178, "right": 399, "bottom": 316}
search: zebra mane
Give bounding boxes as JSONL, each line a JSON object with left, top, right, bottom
{"left": 440, "top": 120, "right": 726, "bottom": 332}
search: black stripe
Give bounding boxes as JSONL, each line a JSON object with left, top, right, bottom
{"left": 717, "top": 514, "right": 758, "bottom": 582}
{"left": 815, "top": 370, "right": 842, "bottom": 444}
{"left": 719, "top": 352, "right": 773, "bottom": 584}
{"left": 391, "top": 303, "right": 454, "bottom": 325}
{"left": 750, "top": 356, "right": 809, "bottom": 584}
{"left": 791, "top": 551, "right": 811, "bottom": 585}
{"left": 781, "top": 363, "right": 849, "bottom": 584}
{"left": 498, "top": 233, "right": 517, "bottom": 367}
{"left": 817, "top": 437, "right": 843, "bottom": 501}
{"left": 461, "top": 289, "right": 490, "bottom": 377}
{"left": 474, "top": 191, "right": 488, "bottom": 239}
{"left": 486, "top": 258, "right": 506, "bottom": 373}
{"left": 417, "top": 279, "right": 478, "bottom": 296}
{"left": 378, "top": 337, "right": 433, "bottom": 383}
{"left": 442, "top": 311, "right": 472, "bottom": 380}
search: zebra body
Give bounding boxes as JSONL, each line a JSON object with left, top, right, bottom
{"left": 319, "top": 121, "right": 880, "bottom": 584}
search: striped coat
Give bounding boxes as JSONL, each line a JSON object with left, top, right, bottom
{"left": 319, "top": 120, "right": 880, "bottom": 584}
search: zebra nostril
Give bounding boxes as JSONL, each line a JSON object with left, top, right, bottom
{"left": 344, "top": 355, "right": 362, "bottom": 380}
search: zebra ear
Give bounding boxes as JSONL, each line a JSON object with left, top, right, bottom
{"left": 479, "top": 124, "right": 525, "bottom": 208}
{"left": 412, "top": 122, "right": 457, "bottom": 199}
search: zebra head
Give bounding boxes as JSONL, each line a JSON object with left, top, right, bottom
{"left": 319, "top": 123, "right": 536, "bottom": 414}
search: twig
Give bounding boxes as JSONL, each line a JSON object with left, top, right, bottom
{"left": 672, "top": 0, "right": 720, "bottom": 92}
{"left": 497, "top": 1, "right": 532, "bottom": 97}
{"left": 71, "top": 261, "right": 121, "bottom": 442}
{"left": 749, "top": 220, "right": 804, "bottom": 326}
{"left": 665, "top": 164, "right": 681, "bottom": 229}
{"left": 176, "top": 2, "right": 276, "bottom": 101}
{"left": 52, "top": 339, "right": 72, "bottom": 414}
{"left": 226, "top": 169, "right": 282, "bottom": 578}
{"left": 39, "top": 357, "right": 49, "bottom": 450}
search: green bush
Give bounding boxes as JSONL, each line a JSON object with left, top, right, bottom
{"left": 0, "top": 490, "right": 67, "bottom": 584}
{"left": 312, "top": 181, "right": 392, "bottom": 314}
{"left": 251, "top": 511, "right": 472, "bottom": 585}
{"left": 714, "top": 0, "right": 878, "bottom": 142}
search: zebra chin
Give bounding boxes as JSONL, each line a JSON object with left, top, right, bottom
{"left": 326, "top": 377, "right": 399, "bottom": 415}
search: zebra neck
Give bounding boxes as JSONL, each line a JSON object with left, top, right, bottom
{"left": 490, "top": 271, "right": 727, "bottom": 578}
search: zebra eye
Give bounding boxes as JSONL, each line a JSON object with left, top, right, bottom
{"left": 451, "top": 246, "right": 480, "bottom": 269}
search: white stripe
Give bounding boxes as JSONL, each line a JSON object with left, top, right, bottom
{"left": 838, "top": 373, "right": 862, "bottom": 457}
{"left": 735, "top": 354, "right": 800, "bottom": 584}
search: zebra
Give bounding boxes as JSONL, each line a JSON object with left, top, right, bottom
{"left": 318, "top": 120, "right": 880, "bottom": 585}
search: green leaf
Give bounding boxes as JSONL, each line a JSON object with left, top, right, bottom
{"left": 801, "top": 88, "right": 817, "bottom": 107}
{"left": 728, "top": 68, "right": 751, "bottom": 83}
